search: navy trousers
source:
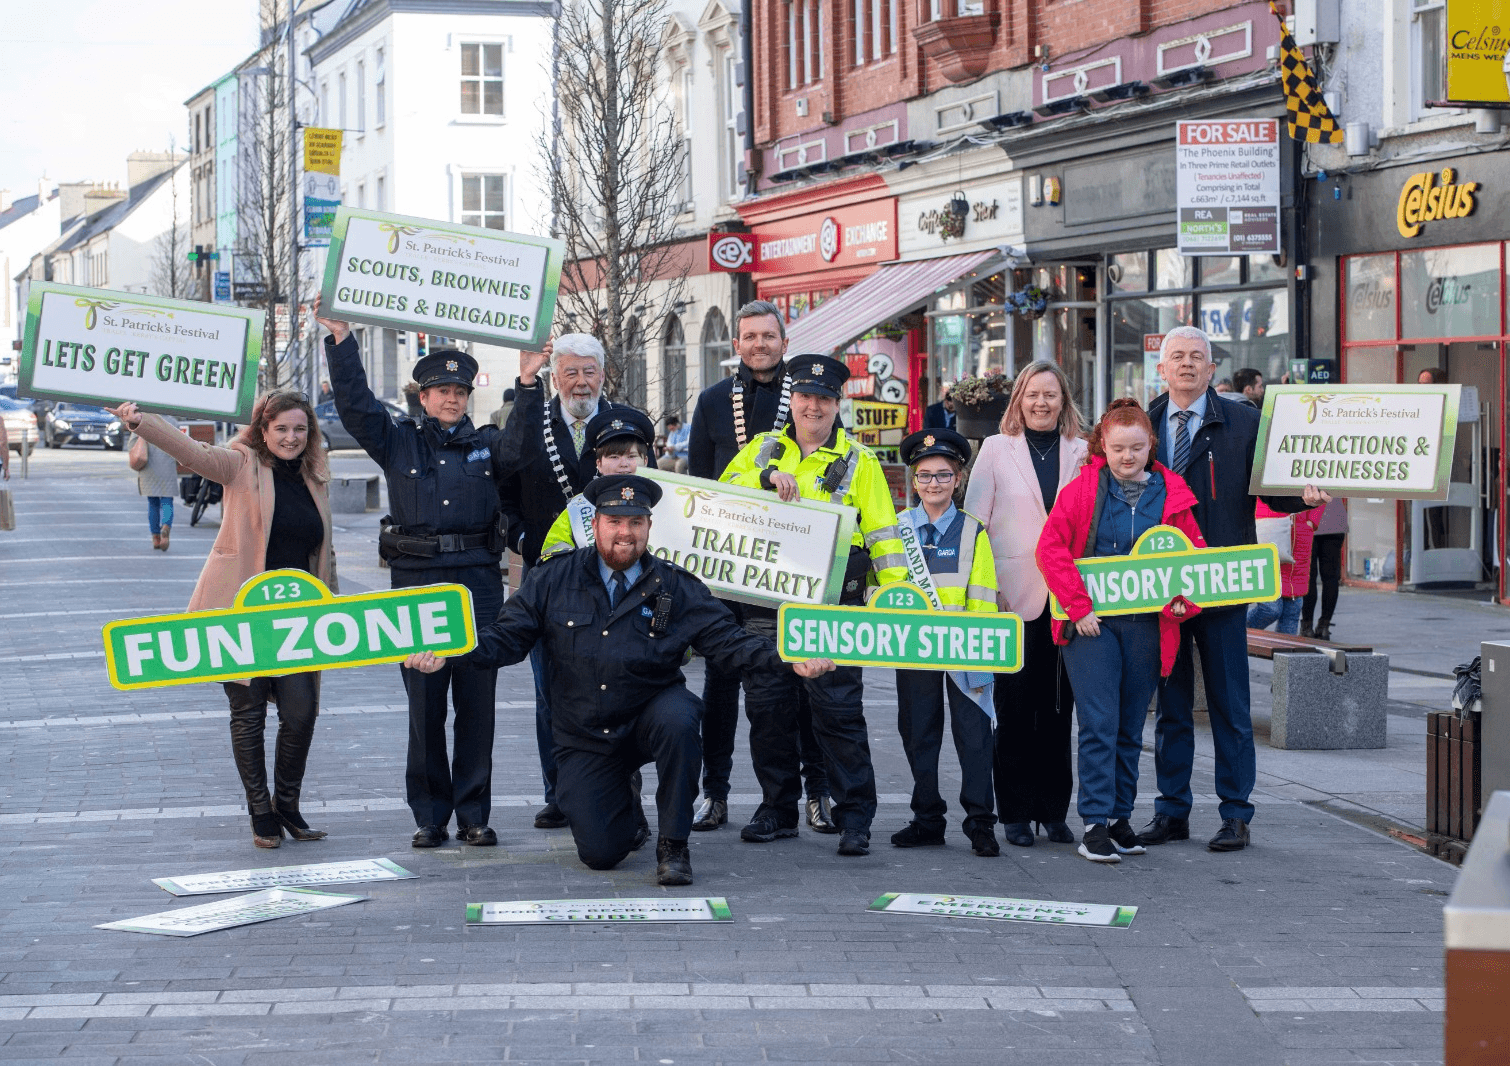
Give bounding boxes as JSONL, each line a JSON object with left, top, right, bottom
{"left": 895, "top": 670, "right": 996, "bottom": 835}
{"left": 1062, "top": 615, "right": 1160, "bottom": 825}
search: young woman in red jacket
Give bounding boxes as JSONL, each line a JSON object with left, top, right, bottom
{"left": 1036, "top": 399, "right": 1205, "bottom": 864}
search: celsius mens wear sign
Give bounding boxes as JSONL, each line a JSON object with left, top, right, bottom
{"left": 19, "top": 282, "right": 262, "bottom": 422}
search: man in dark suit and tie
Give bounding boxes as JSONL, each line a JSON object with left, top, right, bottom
{"left": 924, "top": 385, "right": 956, "bottom": 429}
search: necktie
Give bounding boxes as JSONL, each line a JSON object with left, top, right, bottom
{"left": 609, "top": 571, "right": 627, "bottom": 609}
{"left": 1171, "top": 410, "right": 1193, "bottom": 475}
{"left": 921, "top": 523, "right": 937, "bottom": 548}
{"left": 571, "top": 419, "right": 587, "bottom": 455}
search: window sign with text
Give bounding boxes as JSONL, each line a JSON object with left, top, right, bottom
{"left": 1399, "top": 243, "right": 1501, "bottom": 339}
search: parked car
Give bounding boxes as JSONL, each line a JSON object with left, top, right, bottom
{"left": 0, "top": 384, "right": 52, "bottom": 432}
{"left": 0, "top": 396, "right": 38, "bottom": 454}
{"left": 315, "top": 399, "right": 409, "bottom": 450}
{"left": 44, "top": 402, "right": 126, "bottom": 449}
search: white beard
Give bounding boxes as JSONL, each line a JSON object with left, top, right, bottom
{"left": 563, "top": 394, "right": 599, "bottom": 421}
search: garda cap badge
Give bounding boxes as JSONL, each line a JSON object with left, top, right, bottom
{"left": 446, "top": 360, "right": 459, "bottom": 372}
{"left": 923, "top": 435, "right": 936, "bottom": 447}
{"left": 610, "top": 420, "right": 625, "bottom": 430}
{"left": 620, "top": 486, "right": 635, "bottom": 500}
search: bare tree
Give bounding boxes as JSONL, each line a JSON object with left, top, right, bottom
{"left": 149, "top": 142, "right": 194, "bottom": 300}
{"left": 542, "top": 0, "right": 688, "bottom": 417}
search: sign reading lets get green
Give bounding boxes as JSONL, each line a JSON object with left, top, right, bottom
{"left": 103, "top": 571, "right": 475, "bottom": 690}
{"left": 778, "top": 583, "right": 1023, "bottom": 672}
{"left": 1049, "top": 526, "right": 1279, "bottom": 620}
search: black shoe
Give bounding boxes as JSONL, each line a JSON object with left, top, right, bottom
{"left": 1315, "top": 621, "right": 1333, "bottom": 642}
{"left": 890, "top": 822, "right": 946, "bottom": 848}
{"left": 1107, "top": 819, "right": 1146, "bottom": 855}
{"left": 533, "top": 803, "right": 568, "bottom": 829}
{"left": 692, "top": 799, "right": 727, "bottom": 832}
{"left": 1299, "top": 620, "right": 1314, "bottom": 638}
{"left": 740, "top": 810, "right": 798, "bottom": 843}
{"left": 1077, "top": 823, "right": 1120, "bottom": 864}
{"left": 1041, "top": 821, "right": 1075, "bottom": 844}
{"left": 251, "top": 811, "right": 283, "bottom": 849}
{"left": 837, "top": 829, "right": 870, "bottom": 856}
{"left": 631, "top": 818, "right": 651, "bottom": 853}
{"left": 968, "top": 828, "right": 1000, "bottom": 857}
{"left": 274, "top": 808, "right": 326, "bottom": 841}
{"left": 1001, "top": 822, "right": 1034, "bottom": 848}
{"left": 1208, "top": 818, "right": 1251, "bottom": 852}
{"left": 806, "top": 795, "right": 840, "bottom": 834}
{"left": 1138, "top": 814, "right": 1190, "bottom": 845}
{"left": 412, "top": 825, "right": 448, "bottom": 848}
{"left": 655, "top": 836, "right": 693, "bottom": 886}
{"left": 457, "top": 825, "right": 497, "bottom": 847}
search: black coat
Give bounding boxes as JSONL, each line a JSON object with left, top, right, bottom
{"left": 324, "top": 334, "right": 536, "bottom": 571}
{"left": 688, "top": 361, "right": 788, "bottom": 480}
{"left": 1148, "top": 386, "right": 1308, "bottom": 550}
{"left": 924, "top": 402, "right": 956, "bottom": 430}
{"left": 467, "top": 546, "right": 791, "bottom": 752}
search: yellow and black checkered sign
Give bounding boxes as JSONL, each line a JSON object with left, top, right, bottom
{"left": 1271, "top": 1, "right": 1343, "bottom": 144}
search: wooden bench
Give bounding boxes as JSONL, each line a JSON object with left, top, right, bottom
{"left": 1247, "top": 630, "right": 1373, "bottom": 673}
{"left": 1248, "top": 628, "right": 1388, "bottom": 750}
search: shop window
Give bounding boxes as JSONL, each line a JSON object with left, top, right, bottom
{"left": 971, "top": 272, "right": 1006, "bottom": 307}
{"left": 700, "top": 308, "right": 731, "bottom": 385}
{"left": 1400, "top": 243, "right": 1501, "bottom": 339}
{"left": 1198, "top": 257, "right": 1241, "bottom": 287}
{"left": 662, "top": 315, "right": 687, "bottom": 416}
{"left": 1107, "top": 252, "right": 1148, "bottom": 293}
{"left": 1154, "top": 249, "right": 1191, "bottom": 290}
{"left": 1248, "top": 255, "right": 1287, "bottom": 284}
{"left": 1199, "top": 288, "right": 1290, "bottom": 385}
{"left": 1344, "top": 254, "right": 1397, "bottom": 342}
{"left": 1109, "top": 294, "right": 1193, "bottom": 405}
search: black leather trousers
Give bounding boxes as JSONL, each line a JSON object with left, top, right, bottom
{"left": 223, "top": 674, "right": 320, "bottom": 816}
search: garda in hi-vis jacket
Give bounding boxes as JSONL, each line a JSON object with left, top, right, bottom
{"left": 721, "top": 424, "right": 907, "bottom": 593}
{"left": 539, "top": 492, "right": 597, "bottom": 561}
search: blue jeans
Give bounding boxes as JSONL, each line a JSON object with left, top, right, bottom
{"left": 1248, "top": 596, "right": 1300, "bottom": 634}
{"left": 1154, "top": 606, "right": 1256, "bottom": 823}
{"left": 1062, "top": 615, "right": 1160, "bottom": 826}
{"left": 147, "top": 496, "right": 174, "bottom": 534}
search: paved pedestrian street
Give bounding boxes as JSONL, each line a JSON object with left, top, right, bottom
{"left": 0, "top": 451, "right": 1452, "bottom": 1064}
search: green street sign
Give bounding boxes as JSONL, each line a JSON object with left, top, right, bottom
{"left": 777, "top": 582, "right": 1023, "bottom": 672}
{"left": 1048, "top": 526, "right": 1279, "bottom": 620}
{"left": 103, "top": 570, "right": 475, "bottom": 690}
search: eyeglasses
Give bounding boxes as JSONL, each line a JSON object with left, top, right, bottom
{"left": 913, "top": 471, "right": 956, "bottom": 484}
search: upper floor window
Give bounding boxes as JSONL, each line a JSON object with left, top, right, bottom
{"left": 786, "top": 0, "right": 823, "bottom": 88}
{"left": 338, "top": 71, "right": 348, "bottom": 130}
{"left": 462, "top": 173, "right": 508, "bottom": 230}
{"left": 461, "top": 42, "right": 504, "bottom": 116}
{"left": 929, "top": 0, "right": 982, "bottom": 17}
{"left": 1411, "top": 0, "right": 1445, "bottom": 120}
{"left": 855, "top": 0, "right": 898, "bottom": 65}
{"left": 356, "top": 59, "right": 366, "bottom": 133}
{"left": 375, "top": 46, "right": 387, "bottom": 126}
{"left": 721, "top": 51, "right": 741, "bottom": 200}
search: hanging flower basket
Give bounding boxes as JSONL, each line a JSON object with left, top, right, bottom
{"left": 1007, "top": 285, "right": 1053, "bottom": 320}
{"left": 950, "top": 372, "right": 1012, "bottom": 439}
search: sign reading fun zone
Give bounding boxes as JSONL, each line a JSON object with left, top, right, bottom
{"left": 20, "top": 283, "right": 262, "bottom": 422}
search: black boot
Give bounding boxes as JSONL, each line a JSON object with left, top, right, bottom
{"left": 1001, "top": 821, "right": 1034, "bottom": 848}
{"left": 630, "top": 770, "right": 651, "bottom": 851}
{"left": 225, "top": 683, "right": 273, "bottom": 822}
{"left": 655, "top": 836, "right": 693, "bottom": 885}
{"left": 272, "top": 700, "right": 324, "bottom": 840}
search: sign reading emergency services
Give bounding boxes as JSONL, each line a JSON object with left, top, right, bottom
{"left": 1251, "top": 384, "right": 1461, "bottom": 500}
{"left": 102, "top": 570, "right": 476, "bottom": 690}
{"left": 20, "top": 283, "right": 262, "bottom": 422}
{"left": 642, "top": 469, "right": 857, "bottom": 609}
{"left": 153, "top": 858, "right": 415, "bottom": 897}
{"left": 466, "top": 898, "right": 733, "bottom": 925}
{"left": 319, "top": 207, "right": 563, "bottom": 351}
{"left": 779, "top": 583, "right": 1023, "bottom": 672}
{"left": 98, "top": 888, "right": 367, "bottom": 937}
{"left": 1175, "top": 119, "right": 1281, "bottom": 255}
{"left": 869, "top": 892, "right": 1137, "bottom": 928}
{"left": 1048, "top": 526, "right": 1279, "bottom": 620}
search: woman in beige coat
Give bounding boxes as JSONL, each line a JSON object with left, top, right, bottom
{"left": 962, "top": 361, "right": 1087, "bottom": 849}
{"left": 112, "top": 392, "right": 334, "bottom": 849}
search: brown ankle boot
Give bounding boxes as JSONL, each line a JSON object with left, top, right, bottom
{"left": 152, "top": 532, "right": 161, "bottom": 550}
{"left": 158, "top": 525, "right": 171, "bottom": 551}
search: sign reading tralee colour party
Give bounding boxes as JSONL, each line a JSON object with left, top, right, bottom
{"left": 1048, "top": 526, "right": 1279, "bottom": 621}
{"left": 319, "top": 207, "right": 563, "bottom": 351}
{"left": 20, "top": 283, "right": 262, "bottom": 422}
{"left": 1251, "top": 385, "right": 1461, "bottom": 501}
{"left": 102, "top": 570, "right": 475, "bottom": 690}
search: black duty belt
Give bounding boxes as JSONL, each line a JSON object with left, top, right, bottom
{"left": 381, "top": 528, "right": 491, "bottom": 558}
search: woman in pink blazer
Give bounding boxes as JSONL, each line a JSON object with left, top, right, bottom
{"left": 113, "top": 392, "right": 334, "bottom": 850}
{"left": 962, "top": 361, "right": 1087, "bottom": 849}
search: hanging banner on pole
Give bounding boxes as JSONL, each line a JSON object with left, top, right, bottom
{"left": 1176, "top": 119, "right": 1281, "bottom": 255}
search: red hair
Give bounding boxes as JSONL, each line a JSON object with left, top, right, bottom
{"left": 1086, "top": 397, "right": 1156, "bottom": 470}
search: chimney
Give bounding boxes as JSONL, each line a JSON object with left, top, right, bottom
{"left": 126, "top": 151, "right": 183, "bottom": 189}
{"left": 38, "top": 177, "right": 52, "bottom": 205}
{"left": 83, "top": 182, "right": 127, "bottom": 217}
{"left": 0, "top": 190, "right": 12, "bottom": 214}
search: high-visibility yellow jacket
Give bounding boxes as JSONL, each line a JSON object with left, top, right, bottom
{"left": 722, "top": 424, "right": 907, "bottom": 587}
{"left": 540, "top": 493, "right": 592, "bottom": 560}
{"left": 896, "top": 505, "right": 998, "bottom": 613}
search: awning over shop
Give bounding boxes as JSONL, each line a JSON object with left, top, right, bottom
{"left": 782, "top": 250, "right": 1002, "bottom": 356}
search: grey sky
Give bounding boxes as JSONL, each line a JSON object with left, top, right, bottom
{"left": 0, "top": 1, "right": 259, "bottom": 196}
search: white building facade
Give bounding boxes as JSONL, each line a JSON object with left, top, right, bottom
{"left": 1, "top": 182, "right": 61, "bottom": 361}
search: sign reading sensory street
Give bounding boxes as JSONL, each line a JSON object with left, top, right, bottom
{"left": 98, "top": 887, "right": 367, "bottom": 937}
{"left": 643, "top": 469, "right": 858, "bottom": 609}
{"left": 319, "top": 207, "right": 563, "bottom": 351}
{"left": 869, "top": 892, "right": 1138, "bottom": 928}
{"left": 1048, "top": 526, "right": 1279, "bottom": 620}
{"left": 778, "top": 583, "right": 1023, "bottom": 673}
{"left": 103, "top": 570, "right": 475, "bottom": 690}
{"left": 153, "top": 858, "right": 416, "bottom": 897}
{"left": 19, "top": 282, "right": 262, "bottom": 422}
{"left": 466, "top": 898, "right": 733, "bottom": 925}
{"left": 1251, "top": 384, "right": 1461, "bottom": 500}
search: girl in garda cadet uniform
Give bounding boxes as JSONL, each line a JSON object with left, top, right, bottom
{"left": 111, "top": 393, "right": 333, "bottom": 851}
{"left": 889, "top": 428, "right": 1002, "bottom": 858}
{"left": 1036, "top": 398, "right": 1203, "bottom": 864}
{"left": 539, "top": 408, "right": 656, "bottom": 560}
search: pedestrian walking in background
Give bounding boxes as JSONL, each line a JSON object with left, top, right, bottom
{"left": 1036, "top": 398, "right": 1203, "bottom": 864}
{"left": 1248, "top": 502, "right": 1324, "bottom": 635}
{"left": 962, "top": 360, "right": 1087, "bottom": 849}
{"left": 110, "top": 393, "right": 334, "bottom": 850}
{"left": 1302, "top": 498, "right": 1347, "bottom": 640}
{"left": 127, "top": 413, "right": 179, "bottom": 551}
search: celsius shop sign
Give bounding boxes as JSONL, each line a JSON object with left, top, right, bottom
{"left": 1397, "top": 168, "right": 1479, "bottom": 239}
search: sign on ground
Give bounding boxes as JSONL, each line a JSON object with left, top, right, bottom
{"left": 1049, "top": 526, "right": 1278, "bottom": 620}
{"left": 103, "top": 570, "right": 475, "bottom": 690}
{"left": 869, "top": 892, "right": 1137, "bottom": 928}
{"left": 1251, "top": 384, "right": 1461, "bottom": 500}
{"left": 19, "top": 282, "right": 262, "bottom": 422}
{"left": 466, "top": 898, "right": 733, "bottom": 925}
{"left": 778, "top": 582, "right": 1023, "bottom": 672}
{"left": 642, "top": 468, "right": 857, "bottom": 608}
{"left": 153, "top": 858, "right": 415, "bottom": 896}
{"left": 98, "top": 888, "right": 367, "bottom": 937}
{"left": 319, "top": 207, "right": 562, "bottom": 351}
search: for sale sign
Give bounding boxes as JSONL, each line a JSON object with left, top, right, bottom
{"left": 1176, "top": 119, "right": 1281, "bottom": 255}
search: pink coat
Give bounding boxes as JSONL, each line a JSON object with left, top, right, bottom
{"left": 963, "top": 430, "right": 1088, "bottom": 622}
{"left": 132, "top": 412, "right": 334, "bottom": 618}
{"left": 1256, "top": 501, "right": 1324, "bottom": 598}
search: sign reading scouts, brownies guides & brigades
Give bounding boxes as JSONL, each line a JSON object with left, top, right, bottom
{"left": 20, "top": 283, "right": 263, "bottom": 422}
{"left": 319, "top": 207, "right": 564, "bottom": 351}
